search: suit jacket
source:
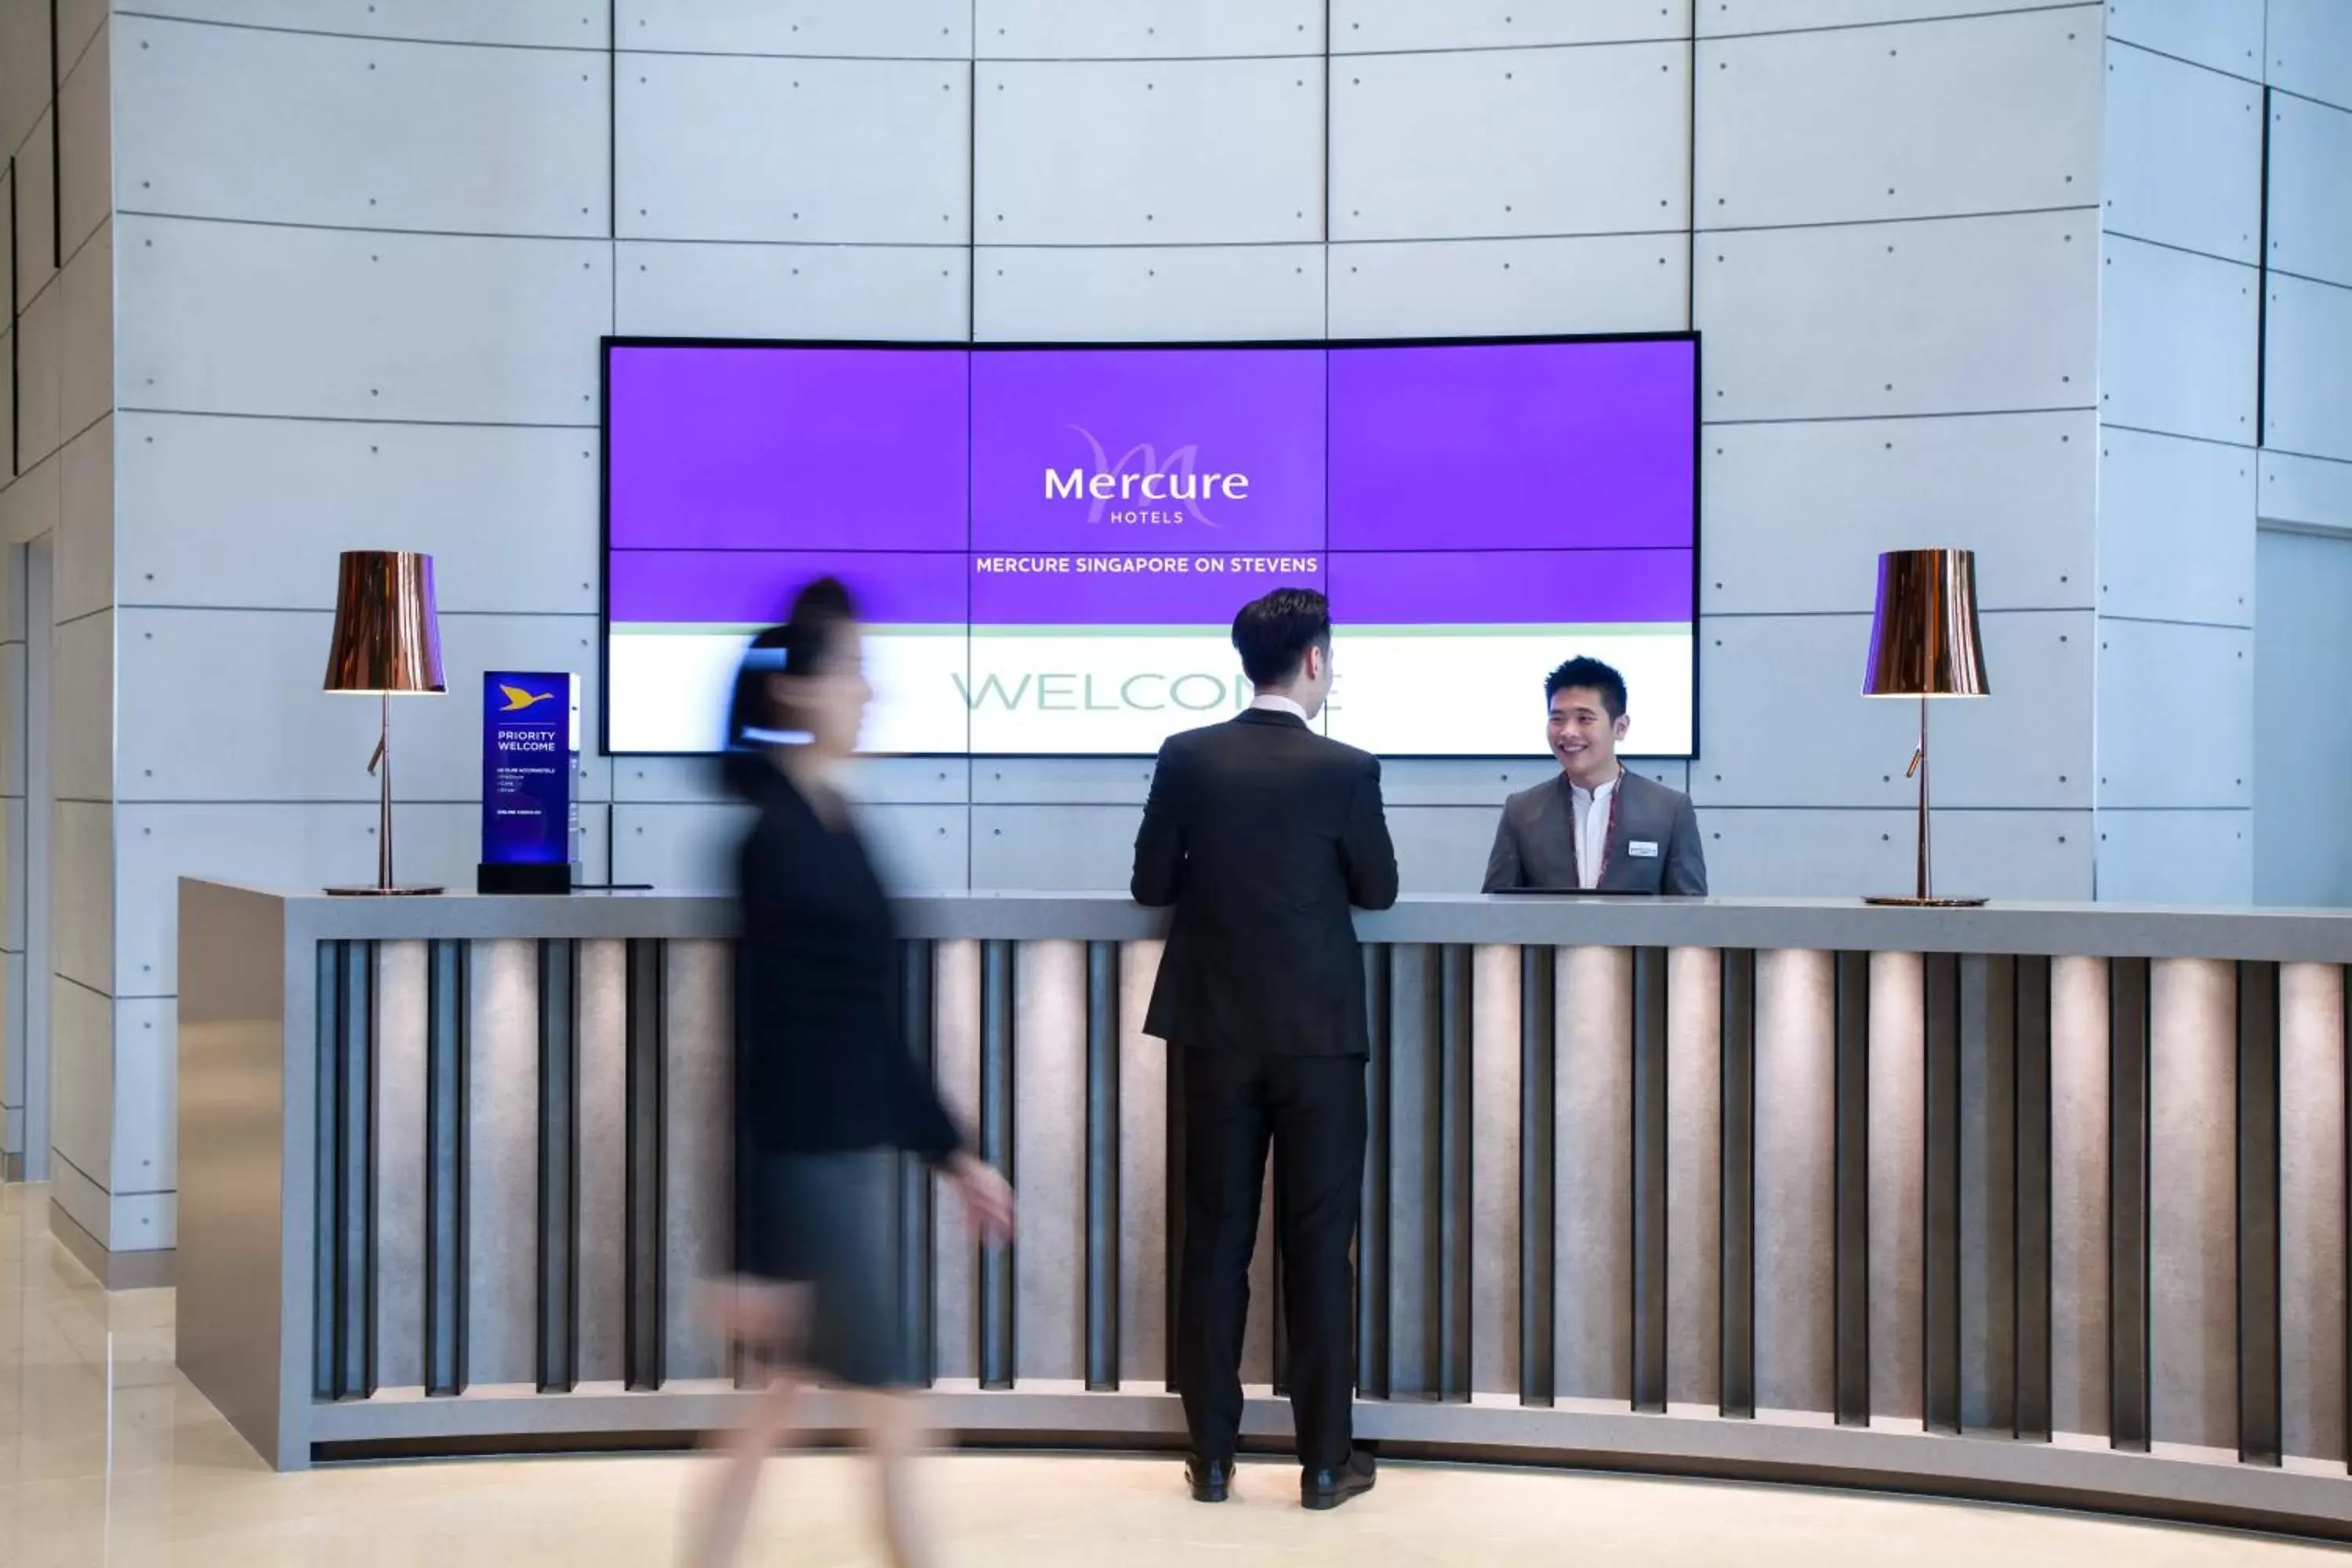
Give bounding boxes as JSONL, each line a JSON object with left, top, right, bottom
{"left": 1482, "top": 768, "right": 1708, "bottom": 895}
{"left": 731, "top": 762, "right": 963, "bottom": 1162}
{"left": 1132, "top": 709, "right": 1399, "bottom": 1056}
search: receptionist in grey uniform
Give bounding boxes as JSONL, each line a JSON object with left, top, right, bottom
{"left": 1483, "top": 655, "right": 1707, "bottom": 895}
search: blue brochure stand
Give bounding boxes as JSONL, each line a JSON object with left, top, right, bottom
{"left": 477, "top": 671, "right": 580, "bottom": 895}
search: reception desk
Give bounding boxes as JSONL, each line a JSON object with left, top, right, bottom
{"left": 176, "top": 881, "right": 2352, "bottom": 1535}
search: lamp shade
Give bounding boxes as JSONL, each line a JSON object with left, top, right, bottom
{"left": 323, "top": 550, "right": 445, "bottom": 695}
{"left": 1861, "top": 548, "right": 1989, "bottom": 699}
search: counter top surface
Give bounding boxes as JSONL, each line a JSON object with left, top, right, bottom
{"left": 183, "top": 880, "right": 2352, "bottom": 962}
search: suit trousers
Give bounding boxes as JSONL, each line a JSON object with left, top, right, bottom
{"left": 1176, "top": 1047, "right": 1367, "bottom": 1471}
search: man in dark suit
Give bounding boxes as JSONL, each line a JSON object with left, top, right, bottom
{"left": 1132, "top": 587, "right": 1397, "bottom": 1513}
{"left": 1483, "top": 655, "right": 1708, "bottom": 895}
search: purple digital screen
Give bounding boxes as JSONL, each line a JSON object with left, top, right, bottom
{"left": 604, "top": 338, "right": 1697, "bottom": 757}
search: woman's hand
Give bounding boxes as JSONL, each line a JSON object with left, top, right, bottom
{"left": 946, "top": 1152, "right": 1016, "bottom": 1243}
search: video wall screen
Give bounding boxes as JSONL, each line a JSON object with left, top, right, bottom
{"left": 604, "top": 336, "right": 1697, "bottom": 757}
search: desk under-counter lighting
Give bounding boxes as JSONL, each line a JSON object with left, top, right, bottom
{"left": 176, "top": 881, "right": 2352, "bottom": 1536}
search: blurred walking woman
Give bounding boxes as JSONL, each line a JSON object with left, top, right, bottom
{"left": 686, "top": 578, "right": 1014, "bottom": 1568}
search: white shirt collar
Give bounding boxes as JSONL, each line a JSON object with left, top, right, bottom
{"left": 1568, "top": 767, "right": 1624, "bottom": 802}
{"left": 1249, "top": 693, "right": 1309, "bottom": 722}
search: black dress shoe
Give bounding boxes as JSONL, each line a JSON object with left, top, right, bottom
{"left": 1185, "top": 1455, "right": 1232, "bottom": 1503}
{"left": 1301, "top": 1446, "right": 1376, "bottom": 1512}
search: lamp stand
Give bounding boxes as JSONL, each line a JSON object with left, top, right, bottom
{"left": 328, "top": 693, "right": 443, "bottom": 897}
{"left": 1864, "top": 696, "right": 1987, "bottom": 908}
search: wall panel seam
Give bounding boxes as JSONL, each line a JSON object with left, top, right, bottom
{"left": 114, "top": 407, "right": 596, "bottom": 432}
{"left": 649, "top": 49, "right": 1326, "bottom": 64}
{"left": 1704, "top": 3, "right": 2102, "bottom": 48}
{"left": 2267, "top": 83, "right": 2352, "bottom": 118}
{"left": 46, "top": 1145, "right": 117, "bottom": 1195}
{"left": 2093, "top": 805, "right": 2252, "bottom": 815}
{"left": 1707, "top": 407, "right": 2096, "bottom": 428}
{"left": 1327, "top": 229, "right": 1686, "bottom": 247}
{"left": 118, "top": 209, "right": 609, "bottom": 246}
{"left": 1701, "top": 202, "right": 2100, "bottom": 239}
{"left": 57, "top": 13, "right": 104, "bottom": 84}
{"left": 2104, "top": 37, "right": 2260, "bottom": 89}
{"left": 5, "top": 97, "right": 46, "bottom": 181}
{"left": 2100, "top": 229, "right": 2261, "bottom": 272}
{"left": 13, "top": 205, "right": 107, "bottom": 287}
{"left": 2250, "top": 444, "right": 2352, "bottom": 470}
{"left": 633, "top": 236, "right": 969, "bottom": 252}
{"left": 18, "top": 408, "right": 107, "bottom": 469}
{"left": 2091, "top": 615, "right": 2254, "bottom": 633}
{"left": 114, "top": 11, "right": 609, "bottom": 58}
{"left": 2097, "top": 421, "right": 2256, "bottom": 453}
{"left": 2262, "top": 266, "right": 2352, "bottom": 296}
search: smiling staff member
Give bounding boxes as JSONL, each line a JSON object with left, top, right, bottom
{"left": 1482, "top": 655, "right": 1708, "bottom": 895}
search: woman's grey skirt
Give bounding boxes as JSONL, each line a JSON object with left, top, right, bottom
{"left": 738, "top": 1148, "right": 912, "bottom": 1390}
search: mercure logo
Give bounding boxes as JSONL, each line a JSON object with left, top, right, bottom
{"left": 1044, "top": 426, "right": 1250, "bottom": 528}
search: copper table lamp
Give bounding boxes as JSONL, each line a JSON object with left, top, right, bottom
{"left": 323, "top": 550, "right": 446, "bottom": 895}
{"left": 1861, "top": 548, "right": 1990, "bottom": 907}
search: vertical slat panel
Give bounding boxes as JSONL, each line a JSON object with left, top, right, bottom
{"left": 623, "top": 938, "right": 666, "bottom": 1392}
{"left": 1357, "top": 945, "right": 1392, "bottom": 1399}
{"left": 1720, "top": 949, "right": 1757, "bottom": 1419}
{"left": 373, "top": 942, "right": 426, "bottom": 1393}
{"left": 1665, "top": 948, "right": 1721, "bottom": 1411}
{"left": 1084, "top": 941, "right": 1120, "bottom": 1392}
{"left": 1439, "top": 944, "right": 1474, "bottom": 1401}
{"left": 1430, "top": 945, "right": 1468, "bottom": 1401}
{"left": 536, "top": 939, "right": 579, "bottom": 1392}
{"left": 1518, "top": 946, "right": 1557, "bottom": 1406}
{"left": 2110, "top": 956, "right": 2152, "bottom": 1451}
{"left": 469, "top": 940, "right": 543, "bottom": 1387}
{"left": 2238, "top": 960, "right": 2282, "bottom": 1466}
{"left": 1388, "top": 943, "right": 1439, "bottom": 1399}
{"left": 2279, "top": 963, "right": 2346, "bottom": 1464}
{"left": 1831, "top": 950, "right": 1870, "bottom": 1425}
{"left": 933, "top": 940, "right": 982, "bottom": 1383}
{"left": 1116, "top": 940, "right": 1166, "bottom": 1389}
{"left": 2015, "top": 955, "right": 2053, "bottom": 1440}
{"left": 312, "top": 943, "right": 340, "bottom": 1400}
{"left": 1867, "top": 953, "right": 1926, "bottom": 1425}
{"left": 1959, "top": 954, "right": 2016, "bottom": 1435}
{"left": 2050, "top": 956, "right": 2111, "bottom": 1440}
{"left": 575, "top": 941, "right": 627, "bottom": 1386}
{"left": 334, "top": 941, "right": 376, "bottom": 1401}
{"left": 424, "top": 938, "right": 468, "bottom": 1397}
{"left": 978, "top": 939, "right": 1017, "bottom": 1389}
{"left": 1755, "top": 949, "right": 1835, "bottom": 1417}
{"left": 1471, "top": 943, "right": 1522, "bottom": 1400}
{"left": 899, "top": 940, "right": 937, "bottom": 1388}
{"left": 660, "top": 940, "right": 731, "bottom": 1383}
{"left": 1632, "top": 946, "right": 1670, "bottom": 1414}
{"left": 1556, "top": 946, "right": 1632, "bottom": 1405}
{"left": 2150, "top": 958, "right": 2235, "bottom": 1451}
{"left": 1923, "top": 951, "right": 1962, "bottom": 1433}
{"left": 1014, "top": 940, "right": 1083, "bottom": 1385}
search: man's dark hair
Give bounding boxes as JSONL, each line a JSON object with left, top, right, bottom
{"left": 1544, "top": 655, "right": 1628, "bottom": 720}
{"left": 1231, "top": 587, "right": 1331, "bottom": 688}
{"left": 722, "top": 575, "right": 859, "bottom": 791}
